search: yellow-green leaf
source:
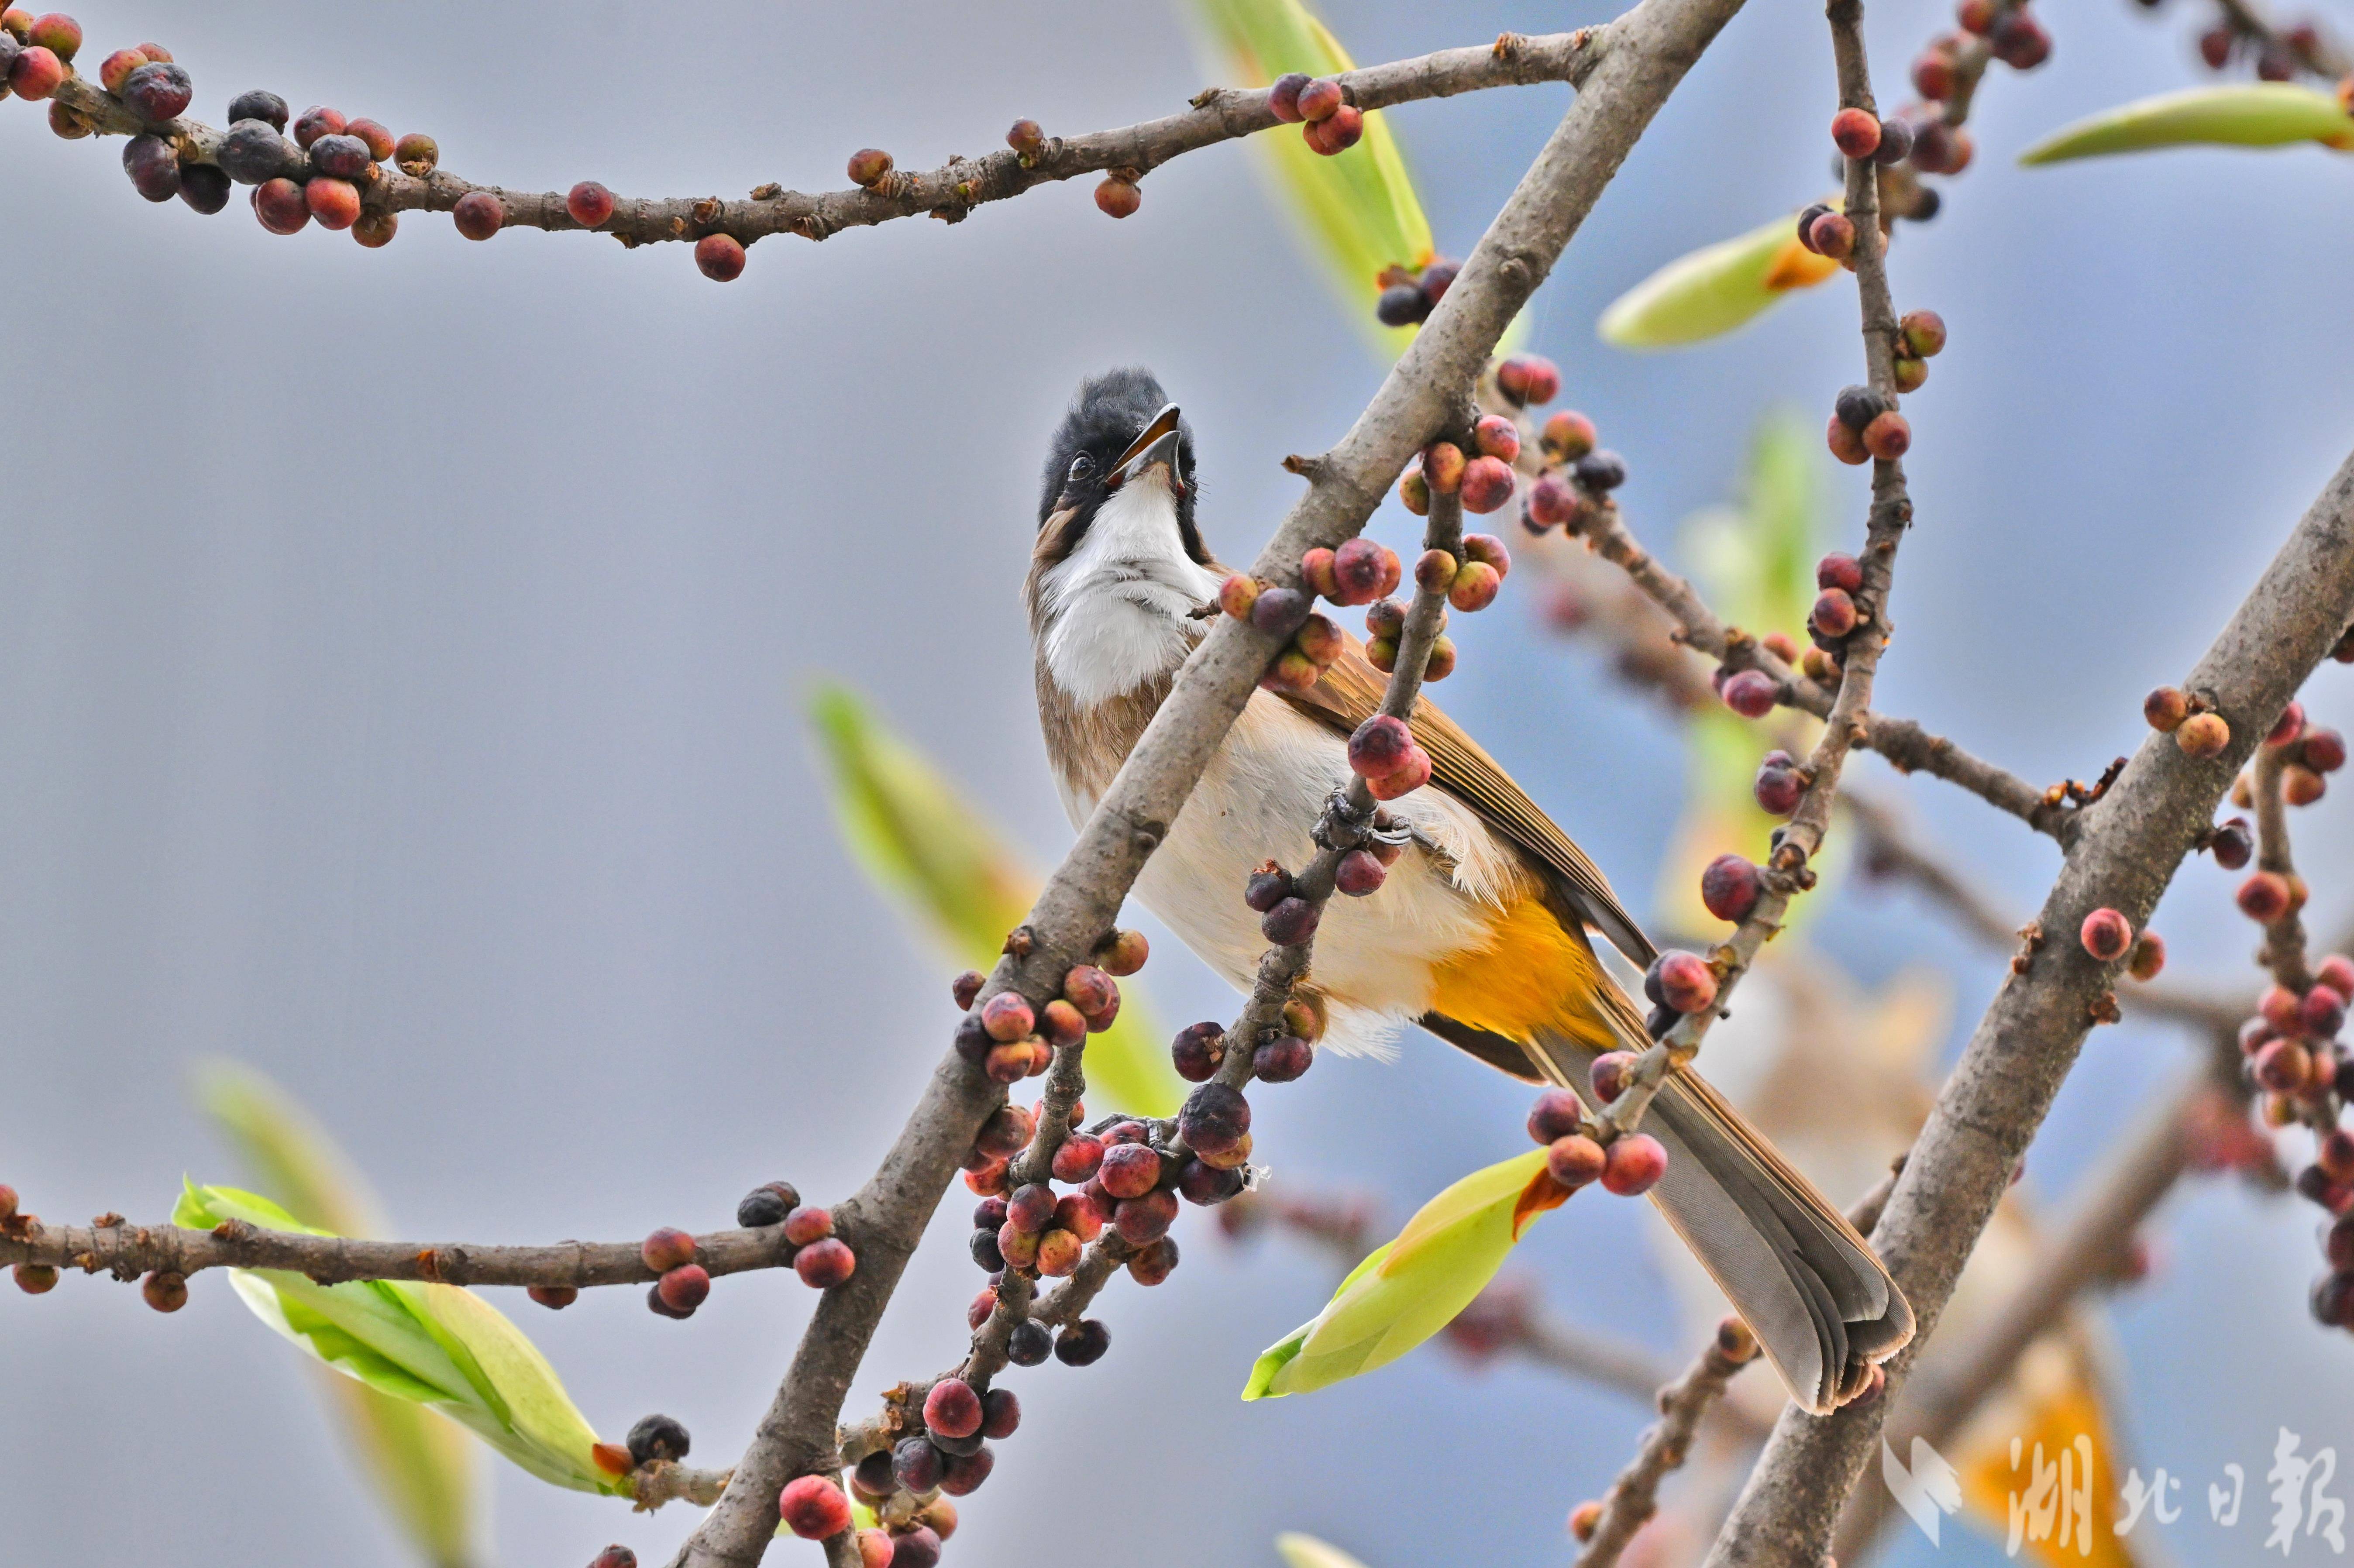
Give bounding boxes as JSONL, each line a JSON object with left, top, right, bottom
{"left": 2020, "top": 83, "right": 2354, "bottom": 164}
{"left": 1277, "top": 1532, "right": 1374, "bottom": 1568}
{"left": 809, "top": 682, "right": 1184, "bottom": 1118}
{"left": 1184, "top": 0, "right": 1437, "bottom": 356}
{"left": 1242, "top": 1151, "right": 1549, "bottom": 1399}
{"left": 195, "top": 1063, "right": 481, "bottom": 1568}
{"left": 1598, "top": 210, "right": 1842, "bottom": 349}
{"left": 176, "top": 1182, "right": 624, "bottom": 1499}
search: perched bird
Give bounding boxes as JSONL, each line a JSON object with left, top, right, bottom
{"left": 1025, "top": 368, "right": 1911, "bottom": 1412}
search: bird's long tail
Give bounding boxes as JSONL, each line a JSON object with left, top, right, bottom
{"left": 1531, "top": 989, "right": 1913, "bottom": 1413}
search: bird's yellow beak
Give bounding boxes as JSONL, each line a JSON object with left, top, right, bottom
{"left": 1107, "top": 403, "right": 1184, "bottom": 497}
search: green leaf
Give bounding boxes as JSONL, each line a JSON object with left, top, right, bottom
{"left": 809, "top": 682, "right": 1184, "bottom": 1118}
{"left": 1598, "top": 210, "right": 1842, "bottom": 349}
{"left": 2020, "top": 83, "right": 2354, "bottom": 164}
{"left": 1277, "top": 1532, "right": 1374, "bottom": 1568}
{"left": 1183, "top": 0, "right": 1439, "bottom": 356}
{"left": 176, "top": 1182, "right": 625, "bottom": 1499}
{"left": 194, "top": 1064, "right": 482, "bottom": 1568}
{"left": 1242, "top": 1151, "right": 1550, "bottom": 1399}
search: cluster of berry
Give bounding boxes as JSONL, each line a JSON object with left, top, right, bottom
{"left": 1218, "top": 537, "right": 1403, "bottom": 695}
{"left": 1907, "top": 0, "right": 2054, "bottom": 173}
{"left": 950, "top": 935, "right": 1144, "bottom": 1090}
{"left": 1266, "top": 72, "right": 1366, "bottom": 155}
{"left": 1519, "top": 410, "right": 1624, "bottom": 533}
{"left": 599, "top": 1180, "right": 854, "bottom": 1321}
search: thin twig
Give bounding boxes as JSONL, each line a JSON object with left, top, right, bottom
{"left": 1599, "top": 6, "right": 1917, "bottom": 1142}
{"left": 0, "top": 1216, "right": 791, "bottom": 1287}
{"left": 1573, "top": 501, "right": 2067, "bottom": 839}
{"left": 1573, "top": 1162, "right": 1902, "bottom": 1568}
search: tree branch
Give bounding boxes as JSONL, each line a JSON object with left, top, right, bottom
{"left": 1700, "top": 414, "right": 2354, "bottom": 1568}
{"left": 0, "top": 1215, "right": 790, "bottom": 1287}
{"left": 37, "top": 31, "right": 1607, "bottom": 251}
{"left": 666, "top": 0, "right": 1755, "bottom": 1559}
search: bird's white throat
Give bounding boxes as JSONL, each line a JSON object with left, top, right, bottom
{"left": 1036, "top": 478, "right": 1222, "bottom": 706}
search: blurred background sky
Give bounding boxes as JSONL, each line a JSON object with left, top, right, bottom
{"left": 4, "top": 0, "right": 2354, "bottom": 1564}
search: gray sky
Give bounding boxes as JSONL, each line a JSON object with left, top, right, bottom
{"left": 4, "top": 1, "right": 2354, "bottom": 1565}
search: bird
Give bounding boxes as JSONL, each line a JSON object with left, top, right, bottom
{"left": 1024, "top": 367, "right": 1912, "bottom": 1413}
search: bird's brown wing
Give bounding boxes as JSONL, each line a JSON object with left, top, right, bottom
{"left": 1276, "top": 637, "right": 1656, "bottom": 969}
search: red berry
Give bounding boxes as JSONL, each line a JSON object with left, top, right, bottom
{"left": 2144, "top": 686, "right": 2189, "bottom": 732}
{"left": 528, "top": 1285, "right": 578, "bottom": 1310}
{"left": 795, "top": 1237, "right": 857, "bottom": 1287}
{"left": 923, "top": 1378, "right": 983, "bottom": 1440}
{"left": 7, "top": 43, "right": 61, "bottom": 98}
{"left": 1367, "top": 744, "right": 1432, "bottom": 799}
{"left": 24, "top": 11, "right": 73, "bottom": 59}
{"left": 1099, "top": 1142, "right": 1162, "bottom": 1200}
{"left": 121, "top": 60, "right": 191, "bottom": 122}
{"left": 1459, "top": 455, "right": 1516, "bottom": 516}
{"left": 1423, "top": 442, "right": 1466, "bottom": 493}
{"left": 1056, "top": 1190, "right": 1106, "bottom": 1241}
{"left": 641, "top": 1227, "right": 696, "bottom": 1272}
{"left": 1296, "top": 78, "right": 1345, "bottom": 122}
{"left": 2127, "top": 932, "right": 2166, "bottom": 981}
{"left": 293, "top": 105, "right": 346, "bottom": 148}
{"left": 1590, "top": 1052, "right": 1636, "bottom": 1103}
{"left": 2256, "top": 1038, "right": 2312, "bottom": 1093}
{"left": 1267, "top": 72, "right": 1311, "bottom": 122}
{"left": 783, "top": 1206, "right": 835, "bottom": 1246}
{"left": 1052, "top": 1133, "right": 1105, "bottom": 1183}
{"left": 1495, "top": 354, "right": 1560, "bottom": 405}
{"left": 452, "top": 191, "right": 504, "bottom": 240}
{"left": 2079, "top": 907, "right": 2133, "bottom": 962}
{"left": 1474, "top": 414, "right": 1522, "bottom": 462}
{"left": 142, "top": 1270, "right": 188, "bottom": 1312}
{"left": 1526, "top": 474, "right": 1578, "bottom": 529}
{"left": 568, "top": 181, "right": 616, "bottom": 228}
{"left": 2303, "top": 986, "right": 2347, "bottom": 1040}
{"left": 1253, "top": 1035, "right": 1314, "bottom": 1082}
{"left": 1721, "top": 669, "right": 1778, "bottom": 719}
{"left": 2318, "top": 956, "right": 2354, "bottom": 997}
{"left": 1807, "top": 211, "right": 1856, "bottom": 262}
{"left": 1754, "top": 757, "right": 1804, "bottom": 817}
{"left": 1831, "top": 107, "right": 1882, "bottom": 158}
{"left": 2240, "top": 872, "right": 2292, "bottom": 922}
{"left": 1862, "top": 411, "right": 1911, "bottom": 461}
{"left": 1811, "top": 587, "right": 1859, "bottom": 640}
{"left": 1542, "top": 410, "right": 1597, "bottom": 460}
{"left": 1113, "top": 1189, "right": 1179, "bottom": 1245}
{"left": 1005, "top": 117, "right": 1045, "bottom": 155}
{"left": 2177, "top": 712, "right": 2233, "bottom": 759}
{"left": 1094, "top": 177, "right": 1141, "bottom": 218}
{"left": 1700, "top": 854, "right": 1762, "bottom": 922}
{"left": 779, "top": 1475, "right": 852, "bottom": 1540}
{"left": 695, "top": 233, "right": 746, "bottom": 281}
{"left": 1826, "top": 414, "right": 1869, "bottom": 466}
{"left": 13, "top": 1263, "right": 57, "bottom": 1294}
{"left": 1913, "top": 48, "right": 1958, "bottom": 99}
{"left": 345, "top": 118, "right": 395, "bottom": 161}
{"left": 981, "top": 991, "right": 1035, "bottom": 1044}
{"left": 1601, "top": 1133, "right": 1668, "bottom": 1196}
{"left": 394, "top": 132, "right": 439, "bottom": 174}
{"left": 975, "top": 1102, "right": 1035, "bottom": 1159}
{"left": 2199, "top": 25, "right": 2233, "bottom": 68}
{"left": 352, "top": 210, "right": 399, "bottom": 248}
{"left": 657, "top": 1264, "right": 710, "bottom": 1312}
{"left": 1652, "top": 950, "right": 1718, "bottom": 1014}
{"left": 1528, "top": 1089, "right": 1585, "bottom": 1144}
{"left": 2303, "top": 728, "right": 2347, "bottom": 773}
{"left": 1335, "top": 848, "right": 1387, "bottom": 896}
{"left": 306, "top": 177, "right": 362, "bottom": 230}
{"left": 846, "top": 148, "right": 893, "bottom": 187}
{"left": 1547, "top": 1135, "right": 1607, "bottom": 1188}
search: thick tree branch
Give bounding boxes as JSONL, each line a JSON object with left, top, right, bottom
{"left": 38, "top": 31, "right": 1606, "bottom": 250}
{"left": 1829, "top": 1062, "right": 2226, "bottom": 1562}
{"left": 1700, "top": 434, "right": 2354, "bottom": 1567}
{"left": 668, "top": 0, "right": 1755, "bottom": 1559}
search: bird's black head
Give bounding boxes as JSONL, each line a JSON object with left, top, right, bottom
{"left": 1035, "top": 367, "right": 1206, "bottom": 567}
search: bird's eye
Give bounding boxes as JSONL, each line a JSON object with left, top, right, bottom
{"left": 1067, "top": 454, "right": 1094, "bottom": 483}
